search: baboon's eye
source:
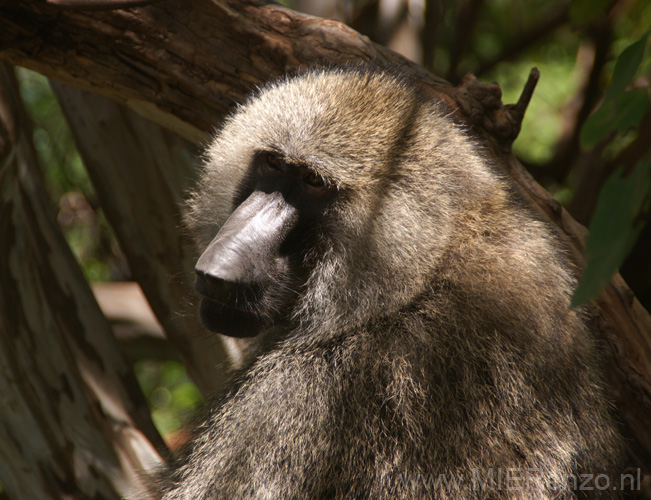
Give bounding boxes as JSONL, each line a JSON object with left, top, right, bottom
{"left": 266, "top": 153, "right": 281, "bottom": 169}
{"left": 302, "top": 171, "right": 335, "bottom": 198}
{"left": 303, "top": 171, "right": 325, "bottom": 188}
{"left": 260, "top": 152, "right": 286, "bottom": 175}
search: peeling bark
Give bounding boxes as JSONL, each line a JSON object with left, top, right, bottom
{"left": 0, "top": 65, "right": 164, "bottom": 500}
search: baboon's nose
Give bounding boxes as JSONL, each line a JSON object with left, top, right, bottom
{"left": 194, "top": 269, "right": 238, "bottom": 306}
{"left": 194, "top": 189, "right": 298, "bottom": 306}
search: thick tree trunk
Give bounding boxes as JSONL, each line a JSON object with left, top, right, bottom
{"left": 0, "top": 65, "right": 164, "bottom": 499}
{"left": 51, "top": 82, "right": 229, "bottom": 394}
{"left": 0, "top": 0, "right": 649, "bottom": 497}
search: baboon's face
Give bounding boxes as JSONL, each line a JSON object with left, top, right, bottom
{"left": 194, "top": 150, "right": 338, "bottom": 337}
{"left": 188, "top": 69, "right": 478, "bottom": 339}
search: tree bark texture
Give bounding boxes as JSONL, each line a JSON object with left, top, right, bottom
{"left": 0, "top": 65, "right": 164, "bottom": 499}
{"left": 0, "top": 0, "right": 452, "bottom": 143}
{"left": 51, "top": 82, "right": 229, "bottom": 394}
{"left": 0, "top": 0, "right": 649, "bottom": 496}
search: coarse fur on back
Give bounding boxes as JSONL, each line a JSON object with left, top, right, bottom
{"left": 163, "top": 66, "right": 623, "bottom": 499}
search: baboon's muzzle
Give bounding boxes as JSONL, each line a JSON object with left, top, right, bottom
{"left": 194, "top": 190, "right": 298, "bottom": 337}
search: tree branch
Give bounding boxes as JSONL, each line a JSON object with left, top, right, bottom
{"left": 0, "top": 0, "right": 451, "bottom": 143}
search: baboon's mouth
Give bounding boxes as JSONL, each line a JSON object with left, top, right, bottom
{"left": 199, "top": 296, "right": 264, "bottom": 338}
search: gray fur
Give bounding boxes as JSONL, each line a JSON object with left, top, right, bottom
{"left": 164, "top": 67, "right": 622, "bottom": 499}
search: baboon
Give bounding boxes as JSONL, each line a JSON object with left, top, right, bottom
{"left": 161, "top": 67, "right": 623, "bottom": 499}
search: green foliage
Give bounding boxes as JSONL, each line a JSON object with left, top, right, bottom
{"left": 572, "top": 159, "right": 651, "bottom": 306}
{"left": 580, "top": 88, "right": 648, "bottom": 147}
{"left": 135, "top": 360, "right": 203, "bottom": 440}
{"left": 606, "top": 31, "right": 649, "bottom": 99}
{"left": 17, "top": 69, "right": 90, "bottom": 198}
{"left": 570, "top": 0, "right": 613, "bottom": 25}
{"left": 572, "top": 32, "right": 650, "bottom": 305}
{"left": 581, "top": 32, "right": 650, "bottom": 147}
{"left": 17, "top": 68, "right": 115, "bottom": 282}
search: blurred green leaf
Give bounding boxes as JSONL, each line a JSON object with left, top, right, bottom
{"left": 606, "top": 30, "right": 649, "bottom": 100}
{"left": 572, "top": 158, "right": 651, "bottom": 306}
{"left": 580, "top": 32, "right": 649, "bottom": 147}
{"left": 134, "top": 359, "right": 202, "bottom": 439}
{"left": 580, "top": 98, "right": 617, "bottom": 147}
{"left": 612, "top": 88, "right": 649, "bottom": 133}
{"left": 570, "top": 0, "right": 613, "bottom": 25}
{"left": 581, "top": 88, "right": 649, "bottom": 147}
